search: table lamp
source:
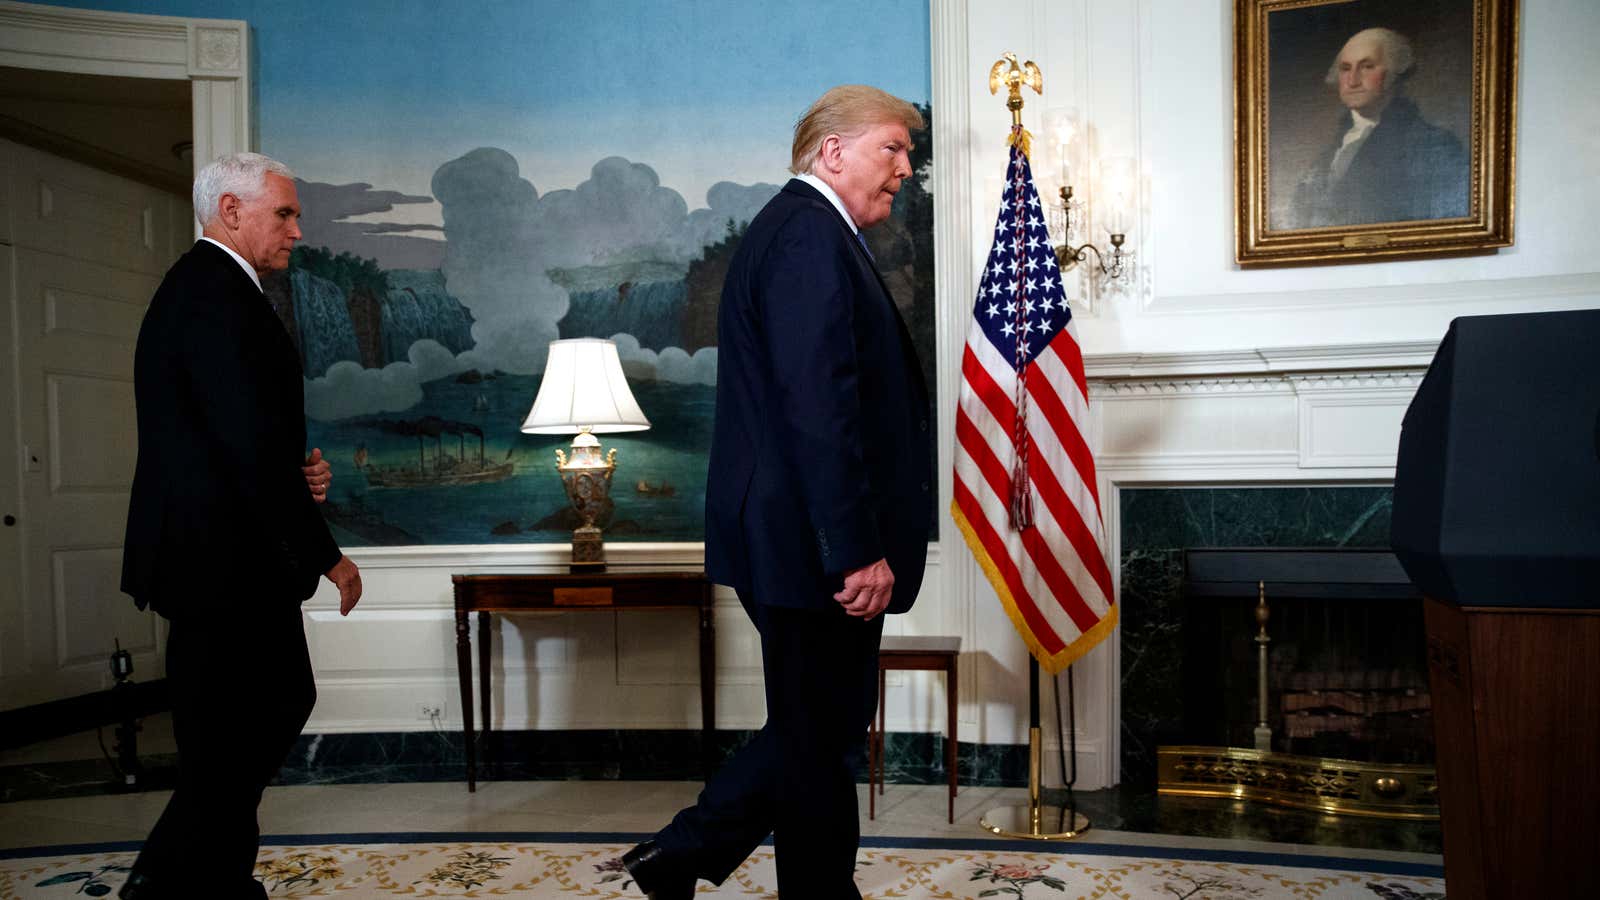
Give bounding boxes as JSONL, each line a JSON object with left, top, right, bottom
{"left": 520, "top": 338, "right": 651, "bottom": 568}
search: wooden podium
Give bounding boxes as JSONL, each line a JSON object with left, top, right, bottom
{"left": 1393, "top": 311, "right": 1600, "bottom": 900}
{"left": 1423, "top": 599, "right": 1600, "bottom": 899}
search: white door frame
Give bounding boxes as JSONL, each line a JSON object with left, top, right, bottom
{"left": 0, "top": 0, "right": 251, "bottom": 183}
{"left": 0, "top": 1, "right": 247, "bottom": 708}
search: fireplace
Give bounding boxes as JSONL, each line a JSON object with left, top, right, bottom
{"left": 1117, "top": 486, "right": 1400, "bottom": 782}
{"left": 1158, "top": 548, "right": 1437, "bottom": 818}
{"left": 1178, "top": 549, "right": 1430, "bottom": 760}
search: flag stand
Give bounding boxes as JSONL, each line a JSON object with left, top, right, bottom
{"left": 968, "top": 53, "right": 1095, "bottom": 841}
{"left": 980, "top": 656, "right": 1089, "bottom": 840}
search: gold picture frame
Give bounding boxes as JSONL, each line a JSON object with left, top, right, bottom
{"left": 1234, "top": 0, "right": 1517, "bottom": 266}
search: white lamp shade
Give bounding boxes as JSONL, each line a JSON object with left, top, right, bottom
{"left": 521, "top": 338, "right": 651, "bottom": 434}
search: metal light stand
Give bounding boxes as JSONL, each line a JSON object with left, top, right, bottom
{"left": 980, "top": 657, "right": 1090, "bottom": 840}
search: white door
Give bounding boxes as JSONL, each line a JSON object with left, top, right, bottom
{"left": 0, "top": 138, "right": 191, "bottom": 710}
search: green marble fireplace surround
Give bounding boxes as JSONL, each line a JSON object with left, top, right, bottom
{"left": 1117, "top": 485, "right": 1398, "bottom": 786}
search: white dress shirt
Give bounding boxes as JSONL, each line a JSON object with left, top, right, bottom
{"left": 795, "top": 172, "right": 859, "bottom": 235}
{"left": 1329, "top": 110, "right": 1379, "bottom": 181}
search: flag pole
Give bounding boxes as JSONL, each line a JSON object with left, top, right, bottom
{"left": 980, "top": 657, "right": 1089, "bottom": 840}
{"left": 976, "top": 52, "right": 1089, "bottom": 842}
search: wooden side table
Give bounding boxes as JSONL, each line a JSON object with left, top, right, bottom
{"left": 869, "top": 635, "right": 961, "bottom": 823}
{"left": 450, "top": 570, "right": 714, "bottom": 791}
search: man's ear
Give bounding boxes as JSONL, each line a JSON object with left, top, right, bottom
{"left": 818, "top": 134, "right": 845, "bottom": 174}
{"left": 217, "top": 192, "right": 241, "bottom": 228}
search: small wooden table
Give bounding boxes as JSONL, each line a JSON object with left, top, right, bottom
{"left": 869, "top": 634, "right": 961, "bottom": 823}
{"left": 451, "top": 570, "right": 715, "bottom": 791}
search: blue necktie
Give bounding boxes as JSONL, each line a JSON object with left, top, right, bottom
{"left": 855, "top": 231, "right": 875, "bottom": 264}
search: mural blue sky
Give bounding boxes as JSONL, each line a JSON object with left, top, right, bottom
{"left": 61, "top": 0, "right": 930, "bottom": 230}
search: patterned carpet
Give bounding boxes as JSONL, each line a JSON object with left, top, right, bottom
{"left": 0, "top": 834, "right": 1445, "bottom": 898}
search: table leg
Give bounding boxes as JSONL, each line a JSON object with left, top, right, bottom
{"left": 455, "top": 609, "right": 475, "bottom": 792}
{"left": 868, "top": 669, "right": 879, "bottom": 820}
{"left": 877, "top": 666, "right": 887, "bottom": 796}
{"left": 946, "top": 659, "right": 958, "bottom": 824}
{"left": 478, "top": 611, "right": 492, "bottom": 771}
{"left": 699, "top": 598, "right": 715, "bottom": 775}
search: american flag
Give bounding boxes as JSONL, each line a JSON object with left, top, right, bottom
{"left": 950, "top": 135, "right": 1117, "bottom": 674}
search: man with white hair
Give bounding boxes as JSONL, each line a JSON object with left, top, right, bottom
{"left": 119, "top": 152, "right": 362, "bottom": 899}
{"left": 1290, "top": 26, "right": 1469, "bottom": 228}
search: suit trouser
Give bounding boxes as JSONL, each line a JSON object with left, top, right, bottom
{"left": 131, "top": 596, "right": 316, "bottom": 894}
{"left": 654, "top": 598, "right": 884, "bottom": 897}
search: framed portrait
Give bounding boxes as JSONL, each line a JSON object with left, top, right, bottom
{"left": 1234, "top": 0, "right": 1517, "bottom": 266}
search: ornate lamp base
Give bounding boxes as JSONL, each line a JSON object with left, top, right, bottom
{"left": 570, "top": 524, "right": 605, "bottom": 570}
{"left": 555, "top": 430, "right": 616, "bottom": 571}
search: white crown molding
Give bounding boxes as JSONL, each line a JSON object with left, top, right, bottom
{"left": 1086, "top": 340, "right": 1437, "bottom": 380}
{"left": 1092, "top": 376, "right": 1298, "bottom": 397}
{"left": 0, "top": 2, "right": 188, "bottom": 77}
{"left": 1286, "top": 370, "right": 1424, "bottom": 392}
{"left": 0, "top": 1, "right": 243, "bottom": 79}
{"left": 0, "top": 0, "right": 250, "bottom": 233}
{"left": 1143, "top": 272, "right": 1600, "bottom": 316}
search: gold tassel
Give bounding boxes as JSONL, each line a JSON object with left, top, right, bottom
{"left": 1007, "top": 126, "right": 1034, "bottom": 160}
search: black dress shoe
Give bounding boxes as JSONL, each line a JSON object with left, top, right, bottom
{"left": 118, "top": 872, "right": 158, "bottom": 900}
{"left": 621, "top": 840, "right": 695, "bottom": 899}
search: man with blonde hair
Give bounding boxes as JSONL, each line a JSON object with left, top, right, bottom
{"left": 623, "top": 85, "right": 932, "bottom": 898}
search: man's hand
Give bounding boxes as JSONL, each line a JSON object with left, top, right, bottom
{"left": 834, "top": 558, "right": 894, "bottom": 620}
{"left": 325, "top": 554, "right": 362, "bottom": 615}
{"left": 303, "top": 447, "right": 331, "bottom": 503}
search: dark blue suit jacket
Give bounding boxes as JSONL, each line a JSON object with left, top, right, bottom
{"left": 704, "top": 179, "right": 931, "bottom": 613}
{"left": 121, "top": 241, "right": 341, "bottom": 618}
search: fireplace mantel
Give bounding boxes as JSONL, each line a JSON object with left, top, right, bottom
{"left": 1085, "top": 340, "right": 1437, "bottom": 381}
{"left": 1086, "top": 341, "right": 1432, "bottom": 488}
{"left": 1068, "top": 341, "right": 1434, "bottom": 788}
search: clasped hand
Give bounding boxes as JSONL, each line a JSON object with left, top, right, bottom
{"left": 834, "top": 558, "right": 894, "bottom": 620}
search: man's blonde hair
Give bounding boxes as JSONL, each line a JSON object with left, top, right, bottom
{"left": 790, "top": 85, "right": 925, "bottom": 175}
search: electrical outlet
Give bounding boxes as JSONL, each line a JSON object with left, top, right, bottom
{"left": 417, "top": 703, "right": 443, "bottom": 721}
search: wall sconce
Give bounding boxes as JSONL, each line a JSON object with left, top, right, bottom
{"left": 1042, "top": 108, "right": 1134, "bottom": 282}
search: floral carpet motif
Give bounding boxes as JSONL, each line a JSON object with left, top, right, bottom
{"left": 0, "top": 838, "right": 1445, "bottom": 899}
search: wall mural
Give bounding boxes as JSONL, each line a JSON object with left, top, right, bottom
{"left": 65, "top": 0, "right": 934, "bottom": 546}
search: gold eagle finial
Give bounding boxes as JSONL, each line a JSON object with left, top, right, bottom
{"left": 988, "top": 52, "right": 1043, "bottom": 154}
{"left": 989, "top": 53, "right": 1042, "bottom": 116}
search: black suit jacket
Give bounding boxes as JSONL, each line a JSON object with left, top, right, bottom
{"left": 121, "top": 241, "right": 340, "bottom": 617}
{"left": 704, "top": 179, "right": 932, "bottom": 614}
{"left": 1292, "top": 98, "right": 1470, "bottom": 228}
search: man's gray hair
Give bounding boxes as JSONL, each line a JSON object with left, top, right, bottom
{"left": 192, "top": 151, "right": 296, "bottom": 227}
{"left": 1325, "top": 27, "right": 1416, "bottom": 90}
